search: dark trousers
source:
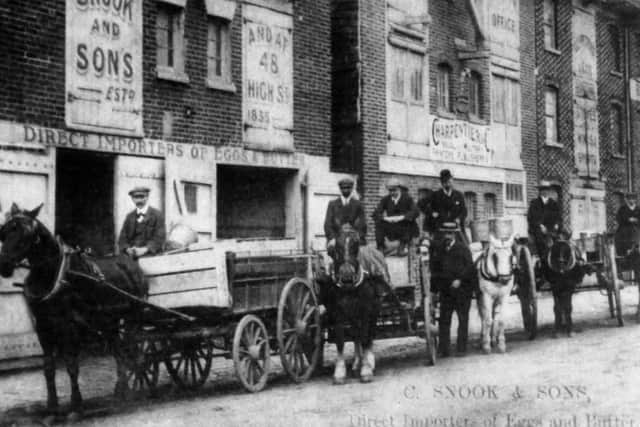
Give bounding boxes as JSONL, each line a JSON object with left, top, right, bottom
{"left": 438, "top": 290, "right": 472, "bottom": 355}
{"left": 375, "top": 221, "right": 413, "bottom": 249}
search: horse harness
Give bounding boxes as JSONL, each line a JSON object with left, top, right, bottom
{"left": 476, "top": 244, "right": 516, "bottom": 286}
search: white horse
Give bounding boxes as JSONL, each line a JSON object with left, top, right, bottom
{"left": 477, "top": 234, "right": 516, "bottom": 354}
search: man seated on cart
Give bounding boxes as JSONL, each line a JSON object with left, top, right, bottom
{"left": 118, "top": 186, "right": 166, "bottom": 258}
{"left": 430, "top": 169, "right": 468, "bottom": 244}
{"left": 615, "top": 191, "right": 640, "bottom": 262}
{"left": 527, "top": 180, "right": 562, "bottom": 270}
{"left": 430, "top": 222, "right": 475, "bottom": 357}
{"left": 373, "top": 178, "right": 419, "bottom": 256}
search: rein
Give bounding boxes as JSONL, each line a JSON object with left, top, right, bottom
{"left": 334, "top": 265, "right": 367, "bottom": 289}
{"left": 478, "top": 246, "right": 515, "bottom": 285}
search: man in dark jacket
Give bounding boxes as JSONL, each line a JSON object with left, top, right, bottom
{"left": 615, "top": 192, "right": 640, "bottom": 256}
{"left": 118, "top": 186, "right": 166, "bottom": 257}
{"left": 417, "top": 188, "right": 435, "bottom": 235}
{"left": 527, "top": 181, "right": 562, "bottom": 260}
{"left": 324, "top": 177, "right": 367, "bottom": 247}
{"left": 373, "top": 177, "right": 419, "bottom": 256}
{"left": 430, "top": 222, "right": 475, "bottom": 357}
{"left": 430, "top": 169, "right": 468, "bottom": 243}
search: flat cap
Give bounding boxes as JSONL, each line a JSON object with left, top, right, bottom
{"left": 128, "top": 186, "right": 151, "bottom": 196}
{"left": 386, "top": 177, "right": 407, "bottom": 190}
{"left": 440, "top": 169, "right": 453, "bottom": 181}
{"left": 338, "top": 177, "right": 355, "bottom": 188}
{"left": 439, "top": 222, "right": 459, "bottom": 232}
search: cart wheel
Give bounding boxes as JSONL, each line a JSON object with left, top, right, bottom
{"left": 233, "top": 314, "right": 271, "bottom": 392}
{"left": 423, "top": 293, "right": 437, "bottom": 366}
{"left": 115, "top": 321, "right": 161, "bottom": 397}
{"left": 277, "top": 277, "right": 322, "bottom": 383}
{"left": 165, "top": 337, "right": 213, "bottom": 390}
{"left": 605, "top": 243, "right": 624, "bottom": 327}
{"left": 516, "top": 245, "right": 538, "bottom": 340}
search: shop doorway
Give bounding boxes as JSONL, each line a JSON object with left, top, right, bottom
{"left": 56, "top": 149, "right": 116, "bottom": 255}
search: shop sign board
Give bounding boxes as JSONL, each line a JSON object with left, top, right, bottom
{"left": 429, "top": 117, "right": 492, "bottom": 167}
{"left": 243, "top": 5, "right": 294, "bottom": 152}
{"left": 65, "top": 0, "right": 143, "bottom": 136}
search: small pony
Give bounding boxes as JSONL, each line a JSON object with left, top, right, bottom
{"left": 476, "top": 234, "right": 517, "bottom": 354}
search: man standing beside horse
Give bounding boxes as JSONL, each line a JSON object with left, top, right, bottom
{"left": 430, "top": 222, "right": 475, "bottom": 357}
{"left": 615, "top": 191, "right": 640, "bottom": 257}
{"left": 430, "top": 169, "right": 468, "bottom": 244}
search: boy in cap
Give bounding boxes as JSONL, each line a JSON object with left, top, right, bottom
{"left": 527, "top": 180, "right": 561, "bottom": 260}
{"left": 430, "top": 169, "right": 468, "bottom": 242}
{"left": 430, "top": 222, "right": 475, "bottom": 357}
{"left": 324, "top": 177, "right": 367, "bottom": 248}
{"left": 373, "top": 177, "right": 419, "bottom": 256}
{"left": 615, "top": 191, "right": 640, "bottom": 256}
{"left": 118, "top": 186, "right": 166, "bottom": 257}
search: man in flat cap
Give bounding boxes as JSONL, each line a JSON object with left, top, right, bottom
{"left": 430, "top": 169, "right": 468, "bottom": 243}
{"left": 615, "top": 191, "right": 640, "bottom": 256}
{"left": 527, "top": 180, "right": 562, "bottom": 261}
{"left": 430, "top": 222, "right": 475, "bottom": 357}
{"left": 373, "top": 177, "right": 419, "bottom": 256}
{"left": 324, "top": 177, "right": 367, "bottom": 248}
{"left": 118, "top": 186, "right": 166, "bottom": 258}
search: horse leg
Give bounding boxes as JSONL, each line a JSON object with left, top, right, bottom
{"left": 42, "top": 349, "right": 58, "bottom": 413}
{"left": 351, "top": 341, "right": 362, "bottom": 376}
{"left": 552, "top": 291, "right": 562, "bottom": 338}
{"left": 62, "top": 350, "right": 83, "bottom": 420}
{"left": 359, "top": 284, "right": 375, "bottom": 383}
{"left": 479, "top": 290, "right": 492, "bottom": 354}
{"left": 494, "top": 291, "right": 507, "bottom": 354}
{"left": 333, "top": 313, "right": 347, "bottom": 385}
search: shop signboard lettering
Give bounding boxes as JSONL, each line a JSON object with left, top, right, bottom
{"left": 243, "top": 5, "right": 294, "bottom": 152}
{"left": 429, "top": 117, "right": 492, "bottom": 166}
{"left": 487, "top": 0, "right": 519, "bottom": 61}
{"left": 65, "top": 0, "right": 143, "bottom": 136}
{"left": 572, "top": 8, "right": 599, "bottom": 178}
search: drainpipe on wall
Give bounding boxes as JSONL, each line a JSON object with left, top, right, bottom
{"left": 625, "top": 27, "right": 634, "bottom": 192}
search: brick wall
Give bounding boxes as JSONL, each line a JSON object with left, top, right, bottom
{"left": 1, "top": 0, "right": 332, "bottom": 157}
{"left": 520, "top": 0, "right": 538, "bottom": 205}
{"left": 534, "top": 0, "right": 575, "bottom": 230}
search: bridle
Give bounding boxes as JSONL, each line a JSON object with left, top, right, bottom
{"left": 546, "top": 239, "right": 579, "bottom": 274}
{"left": 332, "top": 230, "right": 367, "bottom": 289}
{"left": 478, "top": 240, "right": 516, "bottom": 285}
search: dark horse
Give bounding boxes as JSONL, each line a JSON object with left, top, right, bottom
{"left": 542, "top": 232, "right": 589, "bottom": 337}
{"left": 0, "top": 203, "right": 148, "bottom": 420}
{"left": 320, "top": 225, "right": 387, "bottom": 384}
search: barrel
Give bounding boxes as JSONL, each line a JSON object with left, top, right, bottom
{"left": 470, "top": 219, "right": 490, "bottom": 243}
{"left": 489, "top": 218, "right": 513, "bottom": 240}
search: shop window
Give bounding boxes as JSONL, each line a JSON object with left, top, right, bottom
{"left": 388, "top": 44, "right": 427, "bottom": 143}
{"left": 468, "top": 71, "right": 481, "bottom": 118}
{"left": 156, "top": 1, "right": 188, "bottom": 82}
{"left": 207, "top": 17, "right": 233, "bottom": 90}
{"left": 184, "top": 183, "right": 198, "bottom": 214}
{"left": 610, "top": 25, "right": 622, "bottom": 73}
{"left": 217, "top": 166, "right": 294, "bottom": 239}
{"left": 436, "top": 63, "right": 452, "bottom": 113}
{"left": 506, "top": 183, "right": 524, "bottom": 203}
{"left": 543, "top": 0, "right": 558, "bottom": 50}
{"left": 464, "top": 191, "right": 478, "bottom": 224}
{"left": 545, "top": 86, "right": 559, "bottom": 144}
{"left": 492, "top": 75, "right": 519, "bottom": 126}
{"left": 611, "top": 103, "right": 625, "bottom": 156}
{"left": 484, "top": 193, "right": 497, "bottom": 219}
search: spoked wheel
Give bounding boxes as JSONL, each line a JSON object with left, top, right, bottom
{"left": 516, "top": 245, "right": 538, "bottom": 340}
{"left": 277, "top": 278, "right": 322, "bottom": 383}
{"left": 114, "top": 320, "right": 161, "bottom": 398}
{"left": 165, "top": 337, "right": 214, "bottom": 390}
{"left": 604, "top": 243, "right": 624, "bottom": 327}
{"left": 233, "top": 314, "right": 271, "bottom": 393}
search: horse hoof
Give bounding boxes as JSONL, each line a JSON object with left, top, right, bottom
{"left": 333, "top": 376, "right": 346, "bottom": 385}
{"left": 552, "top": 331, "right": 559, "bottom": 339}
{"left": 568, "top": 331, "right": 575, "bottom": 338}
{"left": 67, "top": 411, "right": 83, "bottom": 423}
{"left": 482, "top": 346, "right": 491, "bottom": 355}
{"left": 497, "top": 345, "right": 506, "bottom": 354}
{"left": 360, "top": 374, "right": 373, "bottom": 383}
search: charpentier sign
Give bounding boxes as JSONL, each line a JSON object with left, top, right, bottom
{"left": 65, "top": 0, "right": 143, "bottom": 136}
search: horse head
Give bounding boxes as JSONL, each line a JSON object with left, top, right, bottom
{"left": 482, "top": 234, "right": 516, "bottom": 285}
{"left": 331, "top": 224, "right": 363, "bottom": 289}
{"left": 0, "top": 203, "right": 44, "bottom": 278}
{"left": 547, "top": 233, "right": 580, "bottom": 275}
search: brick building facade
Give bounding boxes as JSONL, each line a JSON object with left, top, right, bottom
{"left": 534, "top": 0, "right": 640, "bottom": 236}
{"left": 332, "top": 0, "right": 537, "bottom": 240}
{"left": 0, "top": 0, "right": 344, "bottom": 362}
